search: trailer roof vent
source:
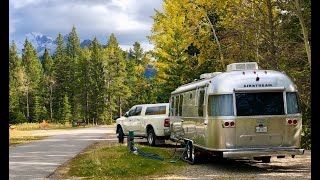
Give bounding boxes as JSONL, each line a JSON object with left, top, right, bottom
{"left": 226, "top": 62, "right": 259, "bottom": 72}
{"left": 200, "top": 72, "right": 222, "bottom": 79}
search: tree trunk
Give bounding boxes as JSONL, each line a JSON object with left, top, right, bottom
{"left": 266, "top": 0, "right": 278, "bottom": 70}
{"left": 294, "top": 0, "right": 311, "bottom": 68}
{"left": 26, "top": 90, "right": 29, "bottom": 120}
{"left": 50, "top": 85, "right": 53, "bottom": 120}
{"left": 206, "top": 14, "right": 224, "bottom": 68}
{"left": 86, "top": 92, "right": 89, "bottom": 122}
{"left": 118, "top": 97, "right": 122, "bottom": 118}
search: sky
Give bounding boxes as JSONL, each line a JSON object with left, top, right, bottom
{"left": 9, "top": 0, "right": 164, "bottom": 51}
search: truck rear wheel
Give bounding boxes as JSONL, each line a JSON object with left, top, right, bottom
{"left": 117, "top": 127, "right": 124, "bottom": 143}
{"left": 147, "top": 129, "right": 156, "bottom": 146}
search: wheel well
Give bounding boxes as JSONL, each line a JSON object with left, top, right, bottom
{"left": 146, "top": 125, "right": 153, "bottom": 134}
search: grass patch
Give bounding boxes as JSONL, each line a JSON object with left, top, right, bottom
{"left": 11, "top": 122, "right": 74, "bottom": 131}
{"left": 10, "top": 122, "right": 115, "bottom": 131}
{"left": 9, "top": 129, "right": 48, "bottom": 145}
{"left": 67, "top": 144, "right": 187, "bottom": 179}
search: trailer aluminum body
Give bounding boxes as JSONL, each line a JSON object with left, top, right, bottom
{"left": 169, "top": 62, "right": 304, "bottom": 163}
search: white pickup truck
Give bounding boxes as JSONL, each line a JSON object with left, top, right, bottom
{"left": 116, "top": 103, "right": 170, "bottom": 146}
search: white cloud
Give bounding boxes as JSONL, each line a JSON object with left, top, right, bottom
{"left": 9, "top": 0, "right": 163, "bottom": 50}
{"left": 10, "top": 0, "right": 44, "bottom": 9}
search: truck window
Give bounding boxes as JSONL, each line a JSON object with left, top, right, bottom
{"left": 286, "top": 92, "right": 301, "bottom": 114}
{"left": 208, "top": 94, "right": 234, "bottom": 116}
{"left": 145, "top": 106, "right": 167, "bottom": 115}
{"left": 134, "top": 106, "right": 142, "bottom": 116}
{"left": 198, "top": 90, "right": 205, "bottom": 116}
{"left": 235, "top": 92, "right": 284, "bottom": 116}
{"left": 128, "top": 107, "right": 136, "bottom": 116}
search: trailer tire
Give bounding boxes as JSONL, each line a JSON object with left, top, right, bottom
{"left": 185, "top": 141, "right": 198, "bottom": 164}
{"left": 117, "top": 127, "right": 124, "bottom": 143}
{"left": 147, "top": 128, "right": 156, "bottom": 146}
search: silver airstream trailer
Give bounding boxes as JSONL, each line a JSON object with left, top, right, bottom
{"left": 169, "top": 62, "right": 304, "bottom": 164}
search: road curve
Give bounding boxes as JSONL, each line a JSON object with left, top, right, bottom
{"left": 9, "top": 126, "right": 116, "bottom": 180}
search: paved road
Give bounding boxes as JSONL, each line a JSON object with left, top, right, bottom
{"left": 9, "top": 126, "right": 116, "bottom": 180}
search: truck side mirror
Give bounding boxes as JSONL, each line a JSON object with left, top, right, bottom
{"left": 124, "top": 112, "right": 129, "bottom": 117}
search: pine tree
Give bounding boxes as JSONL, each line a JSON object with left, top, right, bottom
{"left": 126, "top": 42, "right": 150, "bottom": 107}
{"left": 62, "top": 95, "right": 72, "bottom": 124}
{"left": 77, "top": 46, "right": 91, "bottom": 123}
{"left": 42, "top": 48, "right": 53, "bottom": 74}
{"left": 33, "top": 96, "right": 41, "bottom": 122}
{"left": 104, "top": 34, "right": 130, "bottom": 122}
{"left": 66, "top": 25, "right": 82, "bottom": 121}
{"left": 52, "top": 33, "right": 66, "bottom": 122}
{"left": 21, "top": 38, "right": 42, "bottom": 120}
{"left": 9, "top": 41, "right": 23, "bottom": 123}
{"left": 89, "top": 37, "right": 105, "bottom": 124}
{"left": 41, "top": 48, "right": 55, "bottom": 121}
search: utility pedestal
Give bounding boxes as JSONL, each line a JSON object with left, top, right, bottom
{"left": 127, "top": 130, "right": 134, "bottom": 152}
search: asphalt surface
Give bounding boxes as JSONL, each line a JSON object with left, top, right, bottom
{"left": 9, "top": 126, "right": 115, "bottom": 180}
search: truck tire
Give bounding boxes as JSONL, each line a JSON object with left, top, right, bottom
{"left": 147, "top": 128, "right": 156, "bottom": 146}
{"left": 117, "top": 127, "right": 124, "bottom": 143}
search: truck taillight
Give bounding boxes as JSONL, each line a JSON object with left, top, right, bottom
{"left": 164, "top": 118, "right": 170, "bottom": 127}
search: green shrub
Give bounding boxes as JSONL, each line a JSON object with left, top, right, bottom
{"left": 301, "top": 126, "right": 311, "bottom": 150}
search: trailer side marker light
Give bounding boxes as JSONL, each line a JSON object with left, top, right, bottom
{"left": 254, "top": 71, "right": 256, "bottom": 74}
{"left": 230, "top": 121, "right": 235, "bottom": 127}
{"left": 293, "top": 120, "right": 298, "bottom": 125}
{"left": 288, "top": 119, "right": 292, "bottom": 124}
{"left": 242, "top": 71, "right": 245, "bottom": 75}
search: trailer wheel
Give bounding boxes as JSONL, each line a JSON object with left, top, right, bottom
{"left": 147, "top": 128, "right": 156, "bottom": 146}
{"left": 117, "top": 127, "right": 124, "bottom": 143}
{"left": 185, "top": 141, "right": 197, "bottom": 164}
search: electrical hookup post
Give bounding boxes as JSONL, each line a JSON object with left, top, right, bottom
{"left": 127, "top": 130, "right": 134, "bottom": 152}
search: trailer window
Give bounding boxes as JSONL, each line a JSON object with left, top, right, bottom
{"left": 179, "top": 94, "right": 183, "bottom": 116}
{"left": 175, "top": 96, "right": 178, "bottom": 116}
{"left": 236, "top": 92, "right": 284, "bottom": 116}
{"left": 145, "top": 106, "right": 167, "bottom": 115}
{"left": 286, "top": 92, "right": 301, "bottom": 114}
{"left": 208, "top": 94, "right": 234, "bottom": 116}
{"left": 198, "top": 90, "right": 205, "bottom": 116}
{"left": 170, "top": 97, "right": 174, "bottom": 116}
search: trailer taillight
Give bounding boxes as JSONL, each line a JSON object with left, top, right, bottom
{"left": 287, "top": 119, "right": 298, "bottom": 125}
{"left": 164, "top": 118, "right": 170, "bottom": 127}
{"left": 223, "top": 120, "right": 235, "bottom": 128}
